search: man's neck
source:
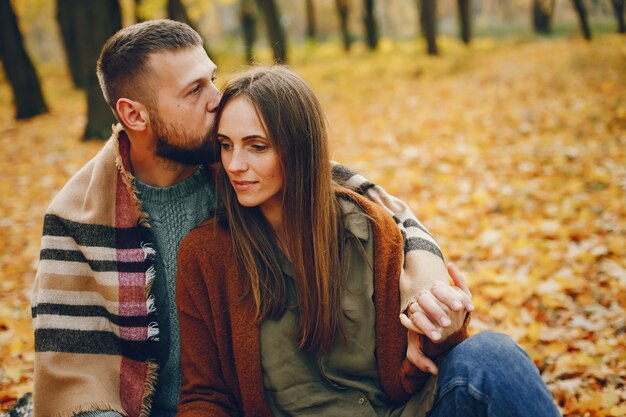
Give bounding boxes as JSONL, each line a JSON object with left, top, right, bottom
{"left": 129, "top": 140, "right": 198, "bottom": 187}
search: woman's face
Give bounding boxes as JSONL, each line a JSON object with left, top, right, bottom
{"left": 217, "top": 96, "right": 283, "bottom": 218}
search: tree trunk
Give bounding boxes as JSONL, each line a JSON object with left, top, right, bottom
{"left": 57, "top": 0, "right": 88, "bottom": 88}
{"left": 363, "top": 0, "right": 378, "bottom": 50}
{"left": 82, "top": 1, "right": 122, "bottom": 140}
{"left": 336, "top": 0, "right": 351, "bottom": 52}
{"left": 256, "top": 0, "right": 287, "bottom": 63}
{"left": 0, "top": 0, "right": 48, "bottom": 119}
{"left": 611, "top": 0, "right": 625, "bottom": 33}
{"left": 241, "top": 0, "right": 257, "bottom": 63}
{"left": 168, "top": 0, "right": 212, "bottom": 58}
{"left": 458, "top": 0, "right": 472, "bottom": 44}
{"left": 167, "top": 0, "right": 192, "bottom": 27}
{"left": 133, "top": 0, "right": 143, "bottom": 23}
{"left": 305, "top": 0, "right": 317, "bottom": 42}
{"left": 419, "top": 0, "right": 438, "bottom": 55}
{"left": 532, "top": 0, "right": 555, "bottom": 34}
{"left": 572, "top": 0, "right": 592, "bottom": 40}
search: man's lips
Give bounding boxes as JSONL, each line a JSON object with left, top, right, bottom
{"left": 231, "top": 180, "right": 258, "bottom": 191}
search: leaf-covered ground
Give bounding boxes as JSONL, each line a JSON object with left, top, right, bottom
{"left": 0, "top": 35, "right": 624, "bottom": 415}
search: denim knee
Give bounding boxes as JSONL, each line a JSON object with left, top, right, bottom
{"left": 438, "top": 331, "right": 533, "bottom": 378}
{"left": 430, "top": 331, "right": 561, "bottom": 417}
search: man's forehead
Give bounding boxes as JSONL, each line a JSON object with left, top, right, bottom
{"left": 146, "top": 47, "right": 216, "bottom": 89}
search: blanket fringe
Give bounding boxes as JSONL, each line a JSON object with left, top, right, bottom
{"left": 139, "top": 361, "right": 160, "bottom": 417}
{"left": 141, "top": 242, "right": 157, "bottom": 260}
{"left": 146, "top": 295, "right": 157, "bottom": 315}
{"left": 145, "top": 264, "right": 156, "bottom": 287}
{"left": 56, "top": 402, "right": 128, "bottom": 417}
{"left": 148, "top": 321, "right": 159, "bottom": 341}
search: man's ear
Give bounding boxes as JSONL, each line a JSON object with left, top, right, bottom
{"left": 116, "top": 98, "right": 149, "bottom": 131}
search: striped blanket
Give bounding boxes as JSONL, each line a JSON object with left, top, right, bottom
{"left": 32, "top": 125, "right": 159, "bottom": 417}
{"left": 31, "top": 124, "right": 451, "bottom": 417}
{"left": 331, "top": 163, "right": 450, "bottom": 312}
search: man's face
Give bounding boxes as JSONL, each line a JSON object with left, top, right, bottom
{"left": 146, "top": 46, "right": 220, "bottom": 165}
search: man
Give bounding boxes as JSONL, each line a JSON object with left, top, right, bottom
{"left": 31, "top": 19, "right": 472, "bottom": 417}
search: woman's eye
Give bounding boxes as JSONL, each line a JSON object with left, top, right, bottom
{"left": 251, "top": 144, "right": 268, "bottom": 152}
{"left": 219, "top": 142, "right": 231, "bottom": 150}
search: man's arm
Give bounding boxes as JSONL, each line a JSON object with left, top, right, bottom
{"left": 331, "top": 163, "right": 471, "bottom": 341}
{"left": 331, "top": 163, "right": 470, "bottom": 307}
{"left": 31, "top": 213, "right": 136, "bottom": 417}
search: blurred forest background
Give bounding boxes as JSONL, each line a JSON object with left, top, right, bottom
{"left": 0, "top": 0, "right": 625, "bottom": 416}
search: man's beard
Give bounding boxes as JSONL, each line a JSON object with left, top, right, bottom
{"left": 151, "top": 112, "right": 217, "bottom": 165}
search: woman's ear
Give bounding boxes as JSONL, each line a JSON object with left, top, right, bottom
{"left": 116, "top": 98, "right": 149, "bottom": 131}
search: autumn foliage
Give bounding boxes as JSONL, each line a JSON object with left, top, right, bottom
{"left": 0, "top": 35, "right": 624, "bottom": 415}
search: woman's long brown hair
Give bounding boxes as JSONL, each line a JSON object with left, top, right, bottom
{"left": 213, "top": 66, "right": 349, "bottom": 353}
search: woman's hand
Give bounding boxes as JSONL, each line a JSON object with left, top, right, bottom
{"left": 401, "top": 263, "right": 473, "bottom": 374}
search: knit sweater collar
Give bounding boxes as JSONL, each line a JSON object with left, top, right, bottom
{"left": 135, "top": 165, "right": 208, "bottom": 203}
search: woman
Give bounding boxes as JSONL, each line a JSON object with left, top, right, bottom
{"left": 176, "top": 67, "right": 561, "bottom": 417}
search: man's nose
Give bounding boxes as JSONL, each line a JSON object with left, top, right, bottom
{"left": 207, "top": 85, "right": 221, "bottom": 112}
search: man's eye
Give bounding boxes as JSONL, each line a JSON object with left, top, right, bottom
{"left": 191, "top": 85, "right": 202, "bottom": 95}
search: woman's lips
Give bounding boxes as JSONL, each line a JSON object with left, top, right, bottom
{"left": 232, "top": 180, "right": 257, "bottom": 191}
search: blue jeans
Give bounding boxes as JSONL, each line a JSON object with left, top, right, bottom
{"left": 427, "top": 331, "right": 562, "bottom": 417}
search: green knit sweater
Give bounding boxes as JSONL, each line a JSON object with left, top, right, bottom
{"left": 134, "top": 166, "right": 217, "bottom": 414}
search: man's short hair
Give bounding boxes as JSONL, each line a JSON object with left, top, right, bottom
{"left": 96, "top": 19, "right": 203, "bottom": 117}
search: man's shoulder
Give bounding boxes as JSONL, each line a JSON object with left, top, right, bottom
{"left": 335, "top": 187, "right": 392, "bottom": 223}
{"left": 46, "top": 138, "right": 122, "bottom": 223}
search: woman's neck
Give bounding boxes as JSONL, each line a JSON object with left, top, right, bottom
{"left": 260, "top": 202, "right": 289, "bottom": 258}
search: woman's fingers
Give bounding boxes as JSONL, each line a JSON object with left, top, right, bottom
{"left": 401, "top": 265, "right": 476, "bottom": 343}
{"left": 407, "top": 300, "right": 446, "bottom": 342}
{"left": 399, "top": 312, "right": 421, "bottom": 334}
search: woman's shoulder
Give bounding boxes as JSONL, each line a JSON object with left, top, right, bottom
{"left": 180, "top": 215, "right": 232, "bottom": 259}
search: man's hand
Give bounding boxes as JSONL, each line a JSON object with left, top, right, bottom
{"left": 400, "top": 263, "right": 473, "bottom": 374}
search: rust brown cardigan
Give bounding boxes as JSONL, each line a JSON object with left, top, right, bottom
{"left": 176, "top": 190, "right": 468, "bottom": 417}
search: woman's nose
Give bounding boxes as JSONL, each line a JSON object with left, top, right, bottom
{"left": 226, "top": 149, "right": 248, "bottom": 173}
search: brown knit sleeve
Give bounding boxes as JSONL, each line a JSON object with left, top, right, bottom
{"left": 176, "top": 223, "right": 240, "bottom": 417}
{"left": 398, "top": 312, "right": 471, "bottom": 393}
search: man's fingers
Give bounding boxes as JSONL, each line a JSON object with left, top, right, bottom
{"left": 448, "top": 263, "right": 474, "bottom": 311}
{"left": 448, "top": 262, "right": 470, "bottom": 296}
